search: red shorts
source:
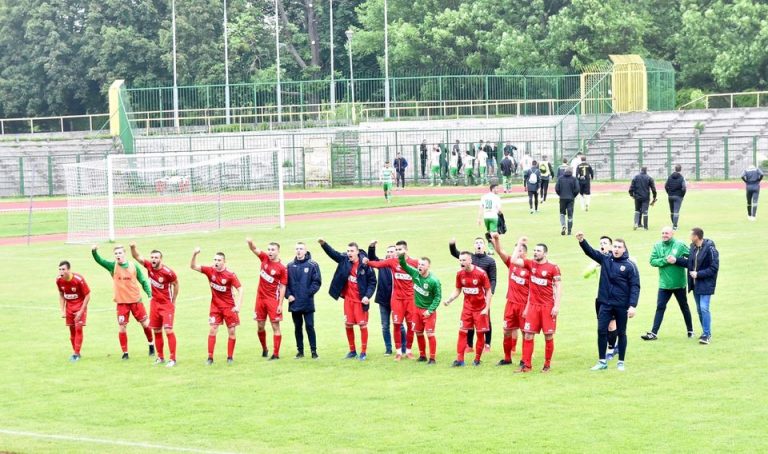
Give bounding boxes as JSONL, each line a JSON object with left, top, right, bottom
{"left": 344, "top": 298, "right": 369, "bottom": 326}
{"left": 523, "top": 304, "right": 556, "bottom": 334}
{"left": 65, "top": 304, "right": 87, "bottom": 327}
{"left": 255, "top": 298, "right": 283, "bottom": 322}
{"left": 116, "top": 303, "right": 148, "bottom": 326}
{"left": 503, "top": 301, "right": 525, "bottom": 331}
{"left": 209, "top": 305, "right": 240, "bottom": 328}
{"left": 150, "top": 301, "right": 175, "bottom": 329}
{"left": 412, "top": 308, "right": 437, "bottom": 334}
{"left": 460, "top": 307, "right": 489, "bottom": 332}
{"left": 391, "top": 297, "right": 415, "bottom": 325}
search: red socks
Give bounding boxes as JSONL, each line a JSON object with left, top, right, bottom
{"left": 475, "top": 332, "right": 485, "bottom": 361}
{"left": 73, "top": 327, "right": 83, "bottom": 355}
{"left": 393, "top": 323, "right": 403, "bottom": 350}
{"left": 406, "top": 328, "right": 415, "bottom": 349}
{"left": 428, "top": 335, "right": 436, "bottom": 360}
{"left": 207, "top": 335, "right": 216, "bottom": 359}
{"left": 227, "top": 337, "right": 236, "bottom": 358}
{"left": 167, "top": 332, "right": 177, "bottom": 361}
{"left": 346, "top": 326, "right": 356, "bottom": 352}
{"left": 511, "top": 335, "right": 518, "bottom": 354}
{"left": 544, "top": 338, "right": 554, "bottom": 366}
{"left": 258, "top": 330, "right": 267, "bottom": 351}
{"left": 273, "top": 334, "right": 282, "bottom": 357}
{"left": 119, "top": 332, "right": 128, "bottom": 353}
{"left": 416, "top": 334, "right": 426, "bottom": 357}
{"left": 360, "top": 326, "right": 368, "bottom": 354}
{"left": 154, "top": 331, "right": 164, "bottom": 359}
{"left": 69, "top": 326, "right": 76, "bottom": 351}
{"left": 522, "top": 338, "right": 534, "bottom": 368}
{"left": 457, "top": 331, "right": 468, "bottom": 361}
{"left": 142, "top": 325, "right": 153, "bottom": 343}
{"left": 503, "top": 335, "right": 513, "bottom": 362}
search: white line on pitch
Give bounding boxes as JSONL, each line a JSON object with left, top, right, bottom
{"left": 0, "top": 429, "right": 240, "bottom": 454}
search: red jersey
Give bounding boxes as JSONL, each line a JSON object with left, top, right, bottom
{"left": 201, "top": 266, "right": 241, "bottom": 308}
{"left": 256, "top": 251, "right": 287, "bottom": 302}
{"left": 503, "top": 257, "right": 530, "bottom": 306}
{"left": 343, "top": 260, "right": 360, "bottom": 301}
{"left": 524, "top": 260, "right": 561, "bottom": 306}
{"left": 56, "top": 273, "right": 90, "bottom": 307}
{"left": 455, "top": 266, "right": 491, "bottom": 311}
{"left": 368, "top": 256, "right": 419, "bottom": 300}
{"left": 142, "top": 260, "right": 177, "bottom": 305}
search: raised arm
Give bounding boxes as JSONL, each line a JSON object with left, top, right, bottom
{"left": 129, "top": 242, "right": 144, "bottom": 263}
{"left": 367, "top": 241, "right": 380, "bottom": 261}
{"left": 91, "top": 245, "right": 115, "bottom": 273}
{"left": 190, "top": 247, "right": 202, "bottom": 272}
{"left": 490, "top": 232, "right": 511, "bottom": 263}
{"left": 398, "top": 254, "right": 419, "bottom": 279}
{"left": 246, "top": 238, "right": 261, "bottom": 256}
{"left": 448, "top": 238, "right": 460, "bottom": 259}
{"left": 576, "top": 233, "right": 604, "bottom": 264}
{"left": 319, "top": 239, "right": 344, "bottom": 263}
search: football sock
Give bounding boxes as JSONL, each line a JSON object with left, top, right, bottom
{"left": 503, "top": 335, "right": 513, "bottom": 362}
{"left": 167, "top": 332, "right": 177, "bottom": 361}
{"left": 545, "top": 338, "right": 554, "bottom": 365}
{"left": 119, "top": 332, "right": 128, "bottom": 353}
{"left": 154, "top": 331, "right": 164, "bottom": 359}
{"left": 522, "top": 338, "right": 534, "bottom": 368}
{"left": 406, "top": 328, "right": 414, "bottom": 350}
{"left": 73, "top": 327, "right": 83, "bottom": 355}
{"left": 207, "top": 335, "right": 216, "bottom": 358}
{"left": 416, "top": 334, "right": 426, "bottom": 357}
{"left": 345, "top": 326, "right": 356, "bottom": 352}
{"left": 360, "top": 326, "right": 368, "bottom": 354}
{"left": 258, "top": 330, "right": 267, "bottom": 351}
{"left": 393, "top": 324, "right": 403, "bottom": 351}
{"left": 607, "top": 329, "right": 618, "bottom": 349}
{"left": 227, "top": 337, "right": 236, "bottom": 358}
{"left": 457, "top": 331, "right": 468, "bottom": 362}
{"left": 143, "top": 325, "right": 153, "bottom": 343}
{"left": 428, "top": 335, "right": 436, "bottom": 360}
{"left": 510, "top": 335, "right": 518, "bottom": 354}
{"left": 273, "top": 334, "right": 282, "bottom": 357}
{"left": 475, "top": 332, "right": 485, "bottom": 361}
{"left": 69, "top": 325, "right": 76, "bottom": 351}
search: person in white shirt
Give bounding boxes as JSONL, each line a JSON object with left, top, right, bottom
{"left": 478, "top": 184, "right": 503, "bottom": 254}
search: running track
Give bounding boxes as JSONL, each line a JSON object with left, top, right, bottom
{"left": 0, "top": 181, "right": 745, "bottom": 246}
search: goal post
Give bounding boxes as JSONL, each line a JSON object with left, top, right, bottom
{"left": 63, "top": 149, "right": 285, "bottom": 243}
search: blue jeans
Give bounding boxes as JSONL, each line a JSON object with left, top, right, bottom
{"left": 693, "top": 294, "right": 712, "bottom": 336}
{"left": 379, "top": 304, "right": 407, "bottom": 353}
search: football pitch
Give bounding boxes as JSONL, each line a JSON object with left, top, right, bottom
{"left": 0, "top": 187, "right": 765, "bottom": 453}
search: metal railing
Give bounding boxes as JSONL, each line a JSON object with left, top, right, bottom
{"left": 0, "top": 113, "right": 110, "bottom": 135}
{"left": 679, "top": 91, "right": 768, "bottom": 110}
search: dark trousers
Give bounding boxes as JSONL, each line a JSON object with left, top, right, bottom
{"left": 528, "top": 191, "right": 539, "bottom": 210}
{"left": 379, "top": 304, "right": 406, "bottom": 353}
{"left": 540, "top": 178, "right": 550, "bottom": 200}
{"left": 396, "top": 171, "right": 406, "bottom": 188}
{"left": 668, "top": 196, "right": 684, "bottom": 228}
{"left": 747, "top": 188, "right": 760, "bottom": 217}
{"left": 597, "top": 303, "right": 628, "bottom": 361}
{"left": 559, "top": 198, "right": 575, "bottom": 233}
{"left": 633, "top": 198, "right": 650, "bottom": 229}
{"left": 651, "top": 288, "right": 693, "bottom": 334}
{"left": 291, "top": 311, "right": 317, "bottom": 354}
{"left": 420, "top": 155, "right": 427, "bottom": 178}
{"left": 467, "top": 318, "right": 492, "bottom": 348}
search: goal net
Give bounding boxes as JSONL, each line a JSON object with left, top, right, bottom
{"left": 63, "top": 150, "right": 285, "bottom": 243}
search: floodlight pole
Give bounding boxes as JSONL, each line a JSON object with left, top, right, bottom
{"left": 384, "top": 0, "right": 390, "bottom": 118}
{"left": 329, "top": 0, "right": 335, "bottom": 112}
{"left": 275, "top": 0, "right": 283, "bottom": 122}
{"left": 224, "top": 0, "right": 231, "bottom": 125}
{"left": 171, "top": 0, "right": 180, "bottom": 131}
{"left": 346, "top": 30, "right": 355, "bottom": 124}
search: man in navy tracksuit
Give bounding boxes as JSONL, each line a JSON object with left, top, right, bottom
{"left": 368, "top": 241, "right": 407, "bottom": 355}
{"left": 667, "top": 227, "right": 719, "bottom": 344}
{"left": 286, "top": 242, "right": 322, "bottom": 359}
{"left": 577, "top": 232, "right": 640, "bottom": 371}
{"left": 318, "top": 238, "right": 377, "bottom": 360}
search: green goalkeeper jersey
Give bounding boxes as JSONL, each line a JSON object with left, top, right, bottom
{"left": 381, "top": 167, "right": 394, "bottom": 183}
{"left": 398, "top": 255, "right": 441, "bottom": 312}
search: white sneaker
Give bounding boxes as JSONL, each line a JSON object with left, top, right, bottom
{"left": 154, "top": 358, "right": 165, "bottom": 365}
{"left": 165, "top": 360, "right": 176, "bottom": 368}
{"left": 617, "top": 361, "right": 626, "bottom": 371}
{"left": 590, "top": 361, "right": 608, "bottom": 371}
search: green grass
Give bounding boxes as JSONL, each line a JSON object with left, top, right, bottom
{"left": 1, "top": 189, "right": 766, "bottom": 452}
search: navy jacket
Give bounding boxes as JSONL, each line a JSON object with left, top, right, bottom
{"left": 320, "top": 242, "right": 376, "bottom": 308}
{"left": 367, "top": 244, "right": 393, "bottom": 307}
{"left": 555, "top": 174, "right": 580, "bottom": 200}
{"left": 629, "top": 173, "right": 657, "bottom": 200}
{"left": 675, "top": 239, "right": 719, "bottom": 295}
{"left": 664, "top": 172, "right": 687, "bottom": 197}
{"left": 500, "top": 157, "right": 513, "bottom": 177}
{"left": 285, "top": 251, "right": 322, "bottom": 313}
{"left": 580, "top": 239, "right": 641, "bottom": 308}
{"left": 393, "top": 157, "right": 408, "bottom": 173}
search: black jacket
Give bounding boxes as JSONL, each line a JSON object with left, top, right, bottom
{"left": 285, "top": 251, "right": 322, "bottom": 313}
{"left": 675, "top": 239, "right": 719, "bottom": 295}
{"left": 579, "top": 239, "right": 641, "bottom": 308}
{"left": 576, "top": 162, "right": 594, "bottom": 181}
{"left": 367, "top": 244, "right": 394, "bottom": 307}
{"left": 629, "top": 173, "right": 657, "bottom": 200}
{"left": 555, "top": 174, "right": 580, "bottom": 200}
{"left": 320, "top": 242, "right": 376, "bottom": 307}
{"left": 449, "top": 242, "right": 497, "bottom": 293}
{"left": 500, "top": 157, "right": 513, "bottom": 176}
{"left": 664, "top": 172, "right": 687, "bottom": 197}
{"left": 523, "top": 167, "right": 542, "bottom": 192}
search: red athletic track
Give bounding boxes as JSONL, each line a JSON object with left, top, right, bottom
{"left": 0, "top": 181, "right": 746, "bottom": 246}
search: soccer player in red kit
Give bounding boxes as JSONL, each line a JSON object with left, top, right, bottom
{"left": 247, "top": 239, "right": 288, "bottom": 360}
{"left": 130, "top": 243, "right": 179, "bottom": 367}
{"left": 56, "top": 260, "right": 90, "bottom": 362}
{"left": 365, "top": 240, "right": 419, "bottom": 360}
{"left": 507, "top": 242, "right": 562, "bottom": 373}
{"left": 490, "top": 233, "right": 530, "bottom": 366}
{"left": 191, "top": 247, "right": 243, "bottom": 365}
{"left": 443, "top": 251, "right": 492, "bottom": 366}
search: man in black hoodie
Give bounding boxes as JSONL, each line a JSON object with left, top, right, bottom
{"left": 555, "top": 168, "right": 580, "bottom": 235}
{"left": 286, "top": 242, "right": 322, "bottom": 359}
{"left": 629, "top": 166, "right": 657, "bottom": 230}
{"left": 664, "top": 164, "right": 687, "bottom": 230}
